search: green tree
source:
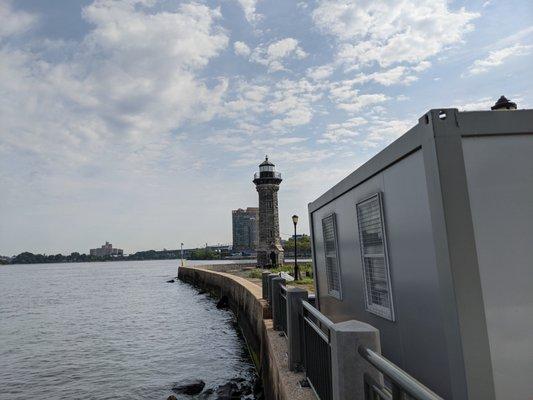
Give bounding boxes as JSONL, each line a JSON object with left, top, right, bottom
{"left": 283, "top": 235, "right": 311, "bottom": 253}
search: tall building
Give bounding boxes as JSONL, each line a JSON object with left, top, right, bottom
{"left": 89, "top": 242, "right": 123, "bottom": 257}
{"left": 253, "top": 156, "right": 284, "bottom": 267}
{"left": 232, "top": 208, "right": 259, "bottom": 253}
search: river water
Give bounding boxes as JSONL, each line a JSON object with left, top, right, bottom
{"left": 0, "top": 259, "right": 257, "bottom": 399}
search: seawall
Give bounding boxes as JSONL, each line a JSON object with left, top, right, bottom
{"left": 178, "top": 265, "right": 316, "bottom": 400}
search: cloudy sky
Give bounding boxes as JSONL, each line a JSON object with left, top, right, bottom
{"left": 1, "top": 0, "right": 532, "bottom": 255}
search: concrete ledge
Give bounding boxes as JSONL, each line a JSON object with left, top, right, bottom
{"left": 178, "top": 265, "right": 316, "bottom": 400}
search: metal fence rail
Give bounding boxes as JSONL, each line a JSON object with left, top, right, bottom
{"left": 279, "top": 285, "right": 288, "bottom": 335}
{"left": 358, "top": 347, "right": 444, "bottom": 400}
{"left": 261, "top": 271, "right": 443, "bottom": 400}
{"left": 301, "top": 300, "right": 333, "bottom": 400}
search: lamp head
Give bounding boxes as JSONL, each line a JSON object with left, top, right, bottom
{"left": 292, "top": 215, "right": 299, "bottom": 225}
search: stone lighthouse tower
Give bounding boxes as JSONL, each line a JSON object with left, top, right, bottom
{"left": 253, "top": 156, "right": 284, "bottom": 268}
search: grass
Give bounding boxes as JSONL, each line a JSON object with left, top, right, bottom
{"left": 247, "top": 262, "right": 315, "bottom": 291}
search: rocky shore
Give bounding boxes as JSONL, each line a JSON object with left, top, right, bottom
{"left": 168, "top": 373, "right": 263, "bottom": 399}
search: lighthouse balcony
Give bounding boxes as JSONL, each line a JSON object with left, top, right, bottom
{"left": 254, "top": 171, "right": 282, "bottom": 179}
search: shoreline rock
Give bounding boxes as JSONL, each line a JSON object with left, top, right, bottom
{"left": 216, "top": 295, "right": 229, "bottom": 309}
{"left": 172, "top": 379, "right": 205, "bottom": 395}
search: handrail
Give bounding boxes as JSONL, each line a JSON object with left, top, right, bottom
{"left": 301, "top": 300, "right": 335, "bottom": 329}
{"left": 358, "top": 347, "right": 444, "bottom": 400}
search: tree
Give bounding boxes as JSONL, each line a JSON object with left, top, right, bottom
{"left": 283, "top": 235, "right": 311, "bottom": 253}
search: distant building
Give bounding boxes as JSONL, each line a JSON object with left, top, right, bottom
{"left": 89, "top": 242, "right": 123, "bottom": 257}
{"left": 232, "top": 207, "right": 259, "bottom": 253}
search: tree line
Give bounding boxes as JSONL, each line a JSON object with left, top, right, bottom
{"left": 2, "top": 249, "right": 221, "bottom": 265}
{"left": 2, "top": 236, "right": 312, "bottom": 265}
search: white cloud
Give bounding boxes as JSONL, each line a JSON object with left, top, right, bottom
{"left": 356, "top": 119, "right": 412, "bottom": 148}
{"left": 267, "top": 38, "right": 306, "bottom": 59}
{"left": 234, "top": 41, "right": 251, "bottom": 57}
{"left": 493, "top": 27, "right": 533, "bottom": 48}
{"left": 312, "top": 0, "right": 478, "bottom": 68}
{"left": 412, "top": 61, "right": 431, "bottom": 72}
{"left": 329, "top": 80, "right": 389, "bottom": 112}
{"left": 237, "top": 0, "right": 261, "bottom": 24}
{"left": 453, "top": 96, "right": 494, "bottom": 111}
{"left": 320, "top": 117, "right": 367, "bottom": 143}
{"left": 250, "top": 38, "right": 307, "bottom": 72}
{"left": 233, "top": 148, "right": 333, "bottom": 168}
{"left": 352, "top": 66, "right": 418, "bottom": 86}
{"left": 466, "top": 44, "right": 532, "bottom": 75}
{"left": 223, "top": 80, "right": 270, "bottom": 118}
{"left": 268, "top": 78, "right": 323, "bottom": 129}
{"left": 306, "top": 64, "right": 334, "bottom": 80}
{"left": 0, "top": 1, "right": 37, "bottom": 39}
{"left": 319, "top": 116, "right": 411, "bottom": 148}
{"left": 0, "top": 1, "right": 229, "bottom": 181}
{"left": 338, "top": 94, "right": 389, "bottom": 113}
{"left": 220, "top": 76, "right": 324, "bottom": 135}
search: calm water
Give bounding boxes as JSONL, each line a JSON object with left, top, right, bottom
{"left": 0, "top": 260, "right": 257, "bottom": 399}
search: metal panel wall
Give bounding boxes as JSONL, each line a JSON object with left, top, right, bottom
{"left": 311, "top": 150, "right": 452, "bottom": 398}
{"left": 462, "top": 134, "right": 533, "bottom": 400}
{"left": 309, "top": 108, "right": 533, "bottom": 400}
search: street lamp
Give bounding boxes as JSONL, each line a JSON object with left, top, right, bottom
{"left": 292, "top": 215, "right": 300, "bottom": 280}
{"left": 180, "top": 243, "right": 184, "bottom": 268}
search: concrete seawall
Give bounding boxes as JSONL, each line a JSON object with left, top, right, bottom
{"left": 178, "top": 265, "right": 316, "bottom": 400}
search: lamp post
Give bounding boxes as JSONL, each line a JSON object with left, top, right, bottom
{"left": 292, "top": 215, "right": 299, "bottom": 280}
{"left": 180, "top": 242, "right": 184, "bottom": 268}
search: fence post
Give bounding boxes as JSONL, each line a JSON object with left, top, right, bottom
{"left": 286, "top": 287, "right": 308, "bottom": 371}
{"left": 267, "top": 273, "right": 278, "bottom": 305}
{"left": 271, "top": 277, "right": 285, "bottom": 330}
{"left": 329, "top": 320, "right": 382, "bottom": 400}
{"left": 262, "top": 271, "right": 271, "bottom": 299}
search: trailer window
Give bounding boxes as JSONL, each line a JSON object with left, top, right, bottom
{"left": 356, "top": 193, "right": 395, "bottom": 321}
{"left": 321, "top": 213, "right": 342, "bottom": 299}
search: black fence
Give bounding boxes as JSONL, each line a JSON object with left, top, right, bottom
{"left": 278, "top": 285, "right": 288, "bottom": 335}
{"left": 261, "top": 275, "right": 442, "bottom": 400}
{"left": 301, "top": 300, "right": 333, "bottom": 400}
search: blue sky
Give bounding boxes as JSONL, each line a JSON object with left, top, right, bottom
{"left": 1, "top": 0, "right": 532, "bottom": 255}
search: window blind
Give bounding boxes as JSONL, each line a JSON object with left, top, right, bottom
{"left": 356, "top": 194, "right": 395, "bottom": 320}
{"left": 322, "top": 213, "right": 341, "bottom": 299}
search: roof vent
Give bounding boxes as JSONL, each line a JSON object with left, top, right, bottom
{"left": 491, "top": 95, "right": 517, "bottom": 111}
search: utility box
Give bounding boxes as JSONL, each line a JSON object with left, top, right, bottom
{"left": 308, "top": 108, "right": 532, "bottom": 400}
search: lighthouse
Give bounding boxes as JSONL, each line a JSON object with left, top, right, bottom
{"left": 253, "top": 156, "right": 284, "bottom": 268}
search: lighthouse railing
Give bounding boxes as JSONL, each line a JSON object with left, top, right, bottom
{"left": 254, "top": 171, "right": 282, "bottom": 179}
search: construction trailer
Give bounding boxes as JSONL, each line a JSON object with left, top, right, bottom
{"left": 308, "top": 108, "right": 532, "bottom": 400}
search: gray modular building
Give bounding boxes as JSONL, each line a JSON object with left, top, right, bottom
{"left": 308, "top": 108, "right": 532, "bottom": 400}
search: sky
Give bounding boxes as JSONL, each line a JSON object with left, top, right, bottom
{"left": 0, "top": 0, "right": 532, "bottom": 256}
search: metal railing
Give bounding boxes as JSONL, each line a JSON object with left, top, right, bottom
{"left": 254, "top": 171, "right": 282, "bottom": 179}
{"left": 261, "top": 272, "right": 441, "bottom": 400}
{"left": 301, "top": 300, "right": 333, "bottom": 400}
{"left": 358, "top": 347, "right": 444, "bottom": 400}
{"left": 278, "top": 285, "right": 288, "bottom": 335}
